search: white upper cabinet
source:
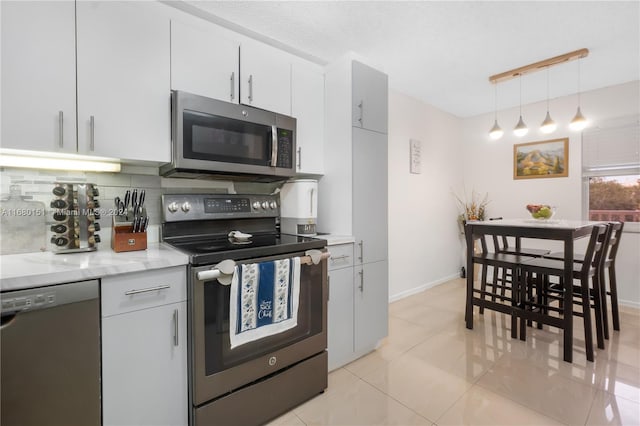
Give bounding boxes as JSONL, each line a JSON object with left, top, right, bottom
{"left": 240, "top": 39, "right": 291, "bottom": 115}
{"left": 170, "top": 18, "right": 240, "bottom": 103}
{"left": 291, "top": 60, "right": 324, "bottom": 175}
{"left": 352, "top": 60, "right": 388, "bottom": 134}
{"left": 76, "top": 1, "right": 171, "bottom": 162}
{"left": 1, "top": 1, "right": 77, "bottom": 153}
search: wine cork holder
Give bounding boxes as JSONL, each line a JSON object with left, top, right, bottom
{"left": 50, "top": 182, "right": 101, "bottom": 254}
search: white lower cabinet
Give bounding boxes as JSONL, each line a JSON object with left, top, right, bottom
{"left": 328, "top": 263, "right": 354, "bottom": 371}
{"left": 101, "top": 267, "right": 187, "bottom": 426}
{"left": 354, "top": 260, "right": 389, "bottom": 353}
{"left": 327, "top": 243, "right": 389, "bottom": 370}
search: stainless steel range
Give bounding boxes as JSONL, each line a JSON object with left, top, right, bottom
{"left": 161, "top": 193, "right": 328, "bottom": 426}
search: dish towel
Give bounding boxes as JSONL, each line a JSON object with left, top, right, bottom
{"left": 229, "top": 257, "right": 301, "bottom": 349}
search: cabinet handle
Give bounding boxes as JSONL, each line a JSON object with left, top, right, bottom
{"left": 230, "top": 72, "right": 235, "bottom": 101}
{"left": 124, "top": 284, "right": 170, "bottom": 296}
{"left": 248, "top": 75, "right": 253, "bottom": 102}
{"left": 331, "top": 254, "right": 350, "bottom": 261}
{"left": 297, "top": 147, "right": 302, "bottom": 170}
{"left": 89, "top": 115, "right": 95, "bottom": 151}
{"left": 327, "top": 275, "right": 330, "bottom": 301}
{"left": 173, "top": 309, "right": 179, "bottom": 346}
{"left": 358, "top": 240, "right": 364, "bottom": 262}
{"left": 58, "top": 111, "right": 64, "bottom": 148}
{"left": 357, "top": 100, "right": 363, "bottom": 126}
{"left": 358, "top": 269, "right": 364, "bottom": 292}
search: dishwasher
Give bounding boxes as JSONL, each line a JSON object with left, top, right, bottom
{"left": 1, "top": 280, "right": 101, "bottom": 426}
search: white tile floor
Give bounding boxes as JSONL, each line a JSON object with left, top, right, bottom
{"left": 270, "top": 278, "right": 640, "bottom": 425}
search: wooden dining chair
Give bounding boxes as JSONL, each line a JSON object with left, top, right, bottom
{"left": 518, "top": 224, "right": 610, "bottom": 362}
{"left": 543, "top": 221, "right": 624, "bottom": 339}
{"left": 472, "top": 233, "right": 538, "bottom": 339}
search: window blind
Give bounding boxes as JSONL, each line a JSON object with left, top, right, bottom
{"left": 582, "top": 118, "right": 640, "bottom": 176}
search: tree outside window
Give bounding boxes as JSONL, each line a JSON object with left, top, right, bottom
{"left": 588, "top": 175, "right": 640, "bottom": 223}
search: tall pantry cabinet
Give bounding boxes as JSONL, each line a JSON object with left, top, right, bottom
{"left": 320, "top": 55, "right": 389, "bottom": 367}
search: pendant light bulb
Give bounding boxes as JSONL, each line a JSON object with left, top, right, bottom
{"left": 540, "top": 67, "right": 556, "bottom": 134}
{"left": 540, "top": 111, "right": 557, "bottom": 134}
{"left": 488, "top": 83, "right": 503, "bottom": 140}
{"left": 514, "top": 115, "right": 529, "bottom": 137}
{"left": 570, "top": 106, "right": 588, "bottom": 131}
{"left": 570, "top": 58, "right": 588, "bottom": 131}
{"left": 489, "top": 120, "right": 504, "bottom": 140}
{"left": 513, "top": 75, "right": 528, "bottom": 137}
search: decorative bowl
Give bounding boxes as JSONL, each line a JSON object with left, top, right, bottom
{"left": 526, "top": 204, "right": 555, "bottom": 220}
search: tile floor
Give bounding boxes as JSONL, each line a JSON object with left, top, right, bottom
{"left": 270, "top": 278, "right": 640, "bottom": 425}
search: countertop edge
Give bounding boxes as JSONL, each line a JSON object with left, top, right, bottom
{"left": 1, "top": 243, "right": 190, "bottom": 292}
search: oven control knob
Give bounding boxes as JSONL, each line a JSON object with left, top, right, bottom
{"left": 181, "top": 202, "right": 191, "bottom": 213}
{"left": 269, "top": 201, "right": 277, "bottom": 210}
{"left": 261, "top": 201, "right": 269, "bottom": 209}
{"left": 252, "top": 201, "right": 261, "bottom": 210}
{"left": 168, "top": 202, "right": 179, "bottom": 213}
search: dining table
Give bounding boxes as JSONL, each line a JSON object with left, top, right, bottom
{"left": 464, "top": 218, "right": 604, "bottom": 363}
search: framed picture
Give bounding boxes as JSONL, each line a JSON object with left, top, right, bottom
{"left": 514, "top": 138, "right": 568, "bottom": 179}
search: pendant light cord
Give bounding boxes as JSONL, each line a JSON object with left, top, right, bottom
{"left": 577, "top": 59, "right": 582, "bottom": 105}
{"left": 494, "top": 83, "right": 498, "bottom": 120}
{"left": 546, "top": 67, "right": 550, "bottom": 110}
{"left": 519, "top": 75, "right": 523, "bottom": 115}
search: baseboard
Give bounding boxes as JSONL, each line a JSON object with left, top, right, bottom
{"left": 619, "top": 299, "right": 640, "bottom": 311}
{"left": 389, "top": 272, "right": 461, "bottom": 303}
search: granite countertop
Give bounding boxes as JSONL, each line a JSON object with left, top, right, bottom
{"left": 0, "top": 243, "right": 189, "bottom": 292}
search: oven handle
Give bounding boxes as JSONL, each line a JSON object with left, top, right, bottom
{"left": 195, "top": 251, "right": 331, "bottom": 284}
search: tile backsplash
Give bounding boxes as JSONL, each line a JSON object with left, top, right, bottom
{"left": 0, "top": 166, "right": 281, "bottom": 253}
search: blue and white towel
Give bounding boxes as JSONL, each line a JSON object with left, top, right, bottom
{"left": 229, "top": 257, "right": 301, "bottom": 349}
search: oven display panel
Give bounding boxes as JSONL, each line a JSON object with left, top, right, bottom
{"left": 204, "top": 198, "right": 251, "bottom": 213}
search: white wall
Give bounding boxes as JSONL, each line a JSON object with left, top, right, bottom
{"left": 460, "top": 80, "right": 640, "bottom": 307}
{"left": 388, "top": 90, "right": 463, "bottom": 300}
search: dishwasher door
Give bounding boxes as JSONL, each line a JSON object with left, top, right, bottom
{"left": 1, "top": 280, "right": 101, "bottom": 426}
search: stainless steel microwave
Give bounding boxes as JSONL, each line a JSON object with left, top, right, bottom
{"left": 160, "top": 91, "right": 296, "bottom": 180}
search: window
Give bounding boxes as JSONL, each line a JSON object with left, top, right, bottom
{"left": 582, "top": 118, "right": 640, "bottom": 232}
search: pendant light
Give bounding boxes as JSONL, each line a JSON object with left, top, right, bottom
{"left": 540, "top": 67, "right": 557, "bottom": 134}
{"left": 489, "top": 83, "right": 504, "bottom": 140}
{"left": 570, "top": 58, "right": 588, "bottom": 131}
{"left": 513, "top": 75, "right": 528, "bottom": 137}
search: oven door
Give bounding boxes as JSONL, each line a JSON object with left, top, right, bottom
{"left": 190, "top": 250, "right": 327, "bottom": 406}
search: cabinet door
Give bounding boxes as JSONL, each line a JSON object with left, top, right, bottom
{"left": 352, "top": 127, "right": 388, "bottom": 264}
{"left": 291, "top": 61, "right": 324, "bottom": 175}
{"left": 76, "top": 1, "right": 170, "bottom": 162}
{"left": 354, "top": 261, "right": 389, "bottom": 353}
{"left": 102, "top": 301, "right": 187, "bottom": 426}
{"left": 352, "top": 60, "right": 388, "bottom": 134}
{"left": 1, "top": 1, "right": 76, "bottom": 153}
{"left": 240, "top": 40, "right": 291, "bottom": 115}
{"left": 171, "top": 19, "right": 239, "bottom": 103}
{"left": 327, "top": 266, "right": 354, "bottom": 371}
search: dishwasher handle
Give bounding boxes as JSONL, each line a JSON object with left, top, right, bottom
{"left": 0, "top": 313, "right": 17, "bottom": 330}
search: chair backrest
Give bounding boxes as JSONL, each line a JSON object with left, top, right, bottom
{"left": 581, "top": 224, "right": 611, "bottom": 276}
{"left": 606, "top": 221, "right": 625, "bottom": 265}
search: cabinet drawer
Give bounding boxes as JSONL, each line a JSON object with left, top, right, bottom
{"left": 328, "top": 243, "right": 354, "bottom": 271}
{"left": 101, "top": 267, "right": 187, "bottom": 317}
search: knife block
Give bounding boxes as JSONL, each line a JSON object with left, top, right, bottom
{"left": 111, "top": 217, "right": 147, "bottom": 253}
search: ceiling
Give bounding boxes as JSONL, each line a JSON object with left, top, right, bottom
{"left": 179, "top": 1, "right": 640, "bottom": 118}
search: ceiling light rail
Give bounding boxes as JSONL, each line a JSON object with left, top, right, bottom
{"left": 489, "top": 48, "right": 589, "bottom": 84}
